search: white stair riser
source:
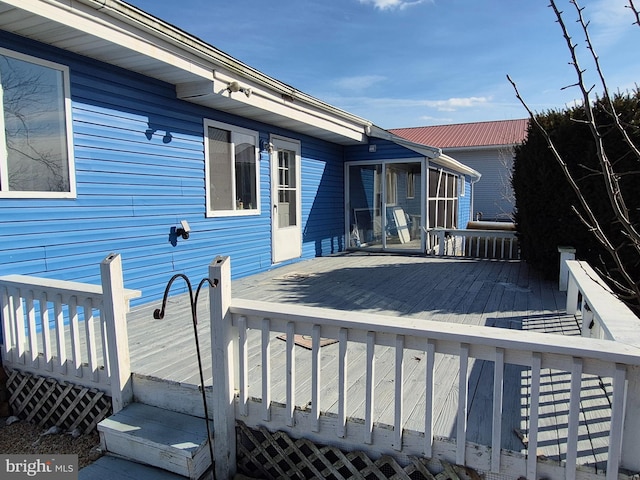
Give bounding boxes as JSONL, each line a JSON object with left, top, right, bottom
{"left": 98, "top": 403, "right": 212, "bottom": 480}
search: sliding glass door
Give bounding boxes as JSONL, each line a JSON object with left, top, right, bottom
{"left": 347, "top": 160, "right": 424, "bottom": 252}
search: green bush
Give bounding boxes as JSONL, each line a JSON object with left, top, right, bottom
{"left": 513, "top": 89, "right": 640, "bottom": 290}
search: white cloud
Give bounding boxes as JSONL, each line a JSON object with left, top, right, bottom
{"left": 338, "top": 95, "right": 491, "bottom": 110}
{"left": 335, "top": 75, "right": 387, "bottom": 90}
{"left": 358, "top": 0, "right": 429, "bottom": 11}
{"left": 425, "top": 96, "right": 491, "bottom": 111}
{"left": 419, "top": 115, "right": 454, "bottom": 124}
{"left": 586, "top": 0, "right": 635, "bottom": 47}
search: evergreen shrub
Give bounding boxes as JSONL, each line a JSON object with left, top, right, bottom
{"left": 512, "top": 89, "right": 640, "bottom": 286}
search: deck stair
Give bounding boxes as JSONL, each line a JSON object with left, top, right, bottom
{"left": 97, "top": 402, "right": 212, "bottom": 479}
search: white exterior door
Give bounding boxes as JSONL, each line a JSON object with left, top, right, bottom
{"left": 271, "top": 136, "right": 302, "bottom": 263}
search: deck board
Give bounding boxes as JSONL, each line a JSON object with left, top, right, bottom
{"left": 125, "top": 252, "right": 612, "bottom": 468}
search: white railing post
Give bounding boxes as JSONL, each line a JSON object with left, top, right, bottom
{"left": 209, "top": 256, "right": 237, "bottom": 479}
{"left": 100, "top": 253, "right": 132, "bottom": 414}
{"left": 621, "top": 366, "right": 640, "bottom": 472}
{"left": 565, "top": 265, "right": 579, "bottom": 316}
{"left": 437, "top": 230, "right": 446, "bottom": 256}
{"left": 558, "top": 246, "right": 576, "bottom": 292}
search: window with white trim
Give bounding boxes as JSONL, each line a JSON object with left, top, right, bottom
{"left": 0, "top": 48, "right": 75, "bottom": 197}
{"left": 428, "top": 168, "right": 458, "bottom": 229}
{"left": 385, "top": 168, "right": 397, "bottom": 205}
{"left": 406, "top": 171, "right": 415, "bottom": 199}
{"left": 204, "top": 119, "right": 259, "bottom": 216}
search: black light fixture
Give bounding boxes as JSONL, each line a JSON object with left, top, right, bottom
{"left": 176, "top": 220, "right": 191, "bottom": 239}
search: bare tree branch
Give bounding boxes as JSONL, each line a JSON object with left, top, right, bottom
{"left": 552, "top": 1, "right": 640, "bottom": 249}
{"left": 570, "top": 0, "right": 640, "bottom": 162}
{"left": 628, "top": 0, "right": 640, "bottom": 26}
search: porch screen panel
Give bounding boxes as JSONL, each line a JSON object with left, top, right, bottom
{"left": 428, "top": 168, "right": 458, "bottom": 229}
{"left": 208, "top": 126, "right": 233, "bottom": 211}
{"left": 349, "top": 164, "right": 382, "bottom": 247}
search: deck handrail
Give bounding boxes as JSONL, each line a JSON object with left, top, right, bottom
{"left": 562, "top": 258, "right": 640, "bottom": 469}
{"left": 426, "top": 227, "right": 519, "bottom": 259}
{"left": 565, "top": 259, "right": 640, "bottom": 344}
{"left": 0, "top": 253, "right": 140, "bottom": 413}
{"left": 209, "top": 255, "right": 640, "bottom": 480}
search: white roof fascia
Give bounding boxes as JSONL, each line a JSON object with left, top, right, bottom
{"left": 433, "top": 153, "right": 482, "bottom": 182}
{"left": 2, "top": 0, "right": 372, "bottom": 144}
{"left": 369, "top": 126, "right": 481, "bottom": 180}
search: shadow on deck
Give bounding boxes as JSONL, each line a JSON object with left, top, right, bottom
{"left": 127, "top": 253, "right": 610, "bottom": 473}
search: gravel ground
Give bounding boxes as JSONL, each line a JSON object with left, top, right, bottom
{"left": 0, "top": 416, "right": 103, "bottom": 468}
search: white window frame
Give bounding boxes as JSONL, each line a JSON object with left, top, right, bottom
{"left": 204, "top": 118, "right": 260, "bottom": 217}
{"left": 428, "top": 167, "right": 459, "bottom": 229}
{"left": 0, "top": 47, "right": 76, "bottom": 198}
{"left": 406, "top": 171, "right": 415, "bottom": 199}
{"left": 385, "top": 167, "right": 397, "bottom": 205}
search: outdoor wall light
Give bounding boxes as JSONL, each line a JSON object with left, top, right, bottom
{"left": 262, "top": 140, "right": 274, "bottom": 153}
{"left": 227, "top": 81, "right": 252, "bottom": 97}
{"left": 176, "top": 220, "right": 191, "bottom": 239}
{"left": 145, "top": 128, "right": 173, "bottom": 143}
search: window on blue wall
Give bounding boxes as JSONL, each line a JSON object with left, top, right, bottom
{"left": 204, "top": 119, "right": 259, "bottom": 217}
{"left": 428, "top": 168, "right": 458, "bottom": 229}
{"left": 0, "top": 48, "right": 75, "bottom": 198}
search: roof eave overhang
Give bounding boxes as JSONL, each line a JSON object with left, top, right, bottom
{"left": 370, "top": 126, "right": 482, "bottom": 180}
{"left": 0, "top": 0, "right": 372, "bottom": 145}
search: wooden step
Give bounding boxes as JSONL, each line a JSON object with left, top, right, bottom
{"left": 79, "top": 455, "right": 188, "bottom": 479}
{"left": 98, "top": 403, "right": 212, "bottom": 479}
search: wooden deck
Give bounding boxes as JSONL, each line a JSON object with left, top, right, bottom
{"left": 125, "top": 253, "right": 612, "bottom": 472}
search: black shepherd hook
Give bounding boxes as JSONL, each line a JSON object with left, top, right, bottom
{"left": 153, "top": 274, "right": 219, "bottom": 474}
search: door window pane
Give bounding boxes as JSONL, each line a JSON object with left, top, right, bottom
{"left": 277, "top": 150, "right": 296, "bottom": 227}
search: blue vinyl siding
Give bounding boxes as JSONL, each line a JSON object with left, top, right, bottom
{"left": 0, "top": 31, "right": 347, "bottom": 306}
{"left": 302, "top": 142, "right": 345, "bottom": 258}
{"left": 344, "top": 139, "right": 420, "bottom": 162}
{"left": 458, "top": 176, "right": 472, "bottom": 228}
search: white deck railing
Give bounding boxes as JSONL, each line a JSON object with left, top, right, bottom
{"left": 208, "top": 255, "right": 640, "bottom": 480}
{"left": 565, "top": 259, "right": 640, "bottom": 343}
{"left": 0, "top": 253, "right": 140, "bottom": 413}
{"left": 427, "top": 228, "right": 520, "bottom": 259}
{"left": 562, "top": 258, "right": 640, "bottom": 471}
{"left": 3, "top": 254, "right": 639, "bottom": 479}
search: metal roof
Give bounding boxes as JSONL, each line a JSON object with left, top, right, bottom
{"left": 389, "top": 119, "right": 529, "bottom": 149}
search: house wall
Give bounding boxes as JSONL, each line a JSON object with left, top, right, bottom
{"left": 0, "top": 31, "right": 346, "bottom": 305}
{"left": 459, "top": 175, "right": 472, "bottom": 228}
{"left": 344, "top": 140, "right": 421, "bottom": 163}
{"left": 447, "top": 147, "right": 515, "bottom": 222}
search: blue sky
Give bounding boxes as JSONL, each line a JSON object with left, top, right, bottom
{"left": 127, "top": 0, "right": 638, "bottom": 129}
